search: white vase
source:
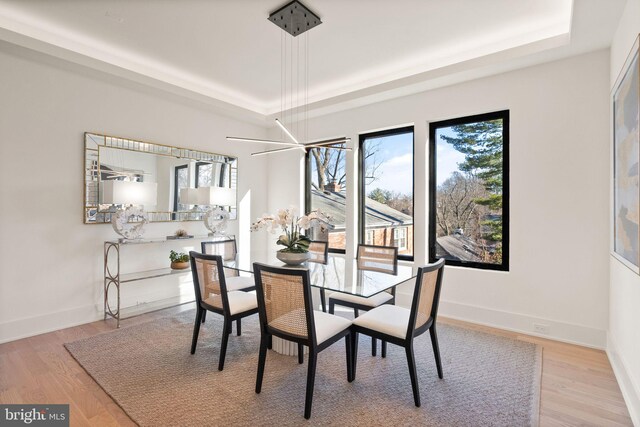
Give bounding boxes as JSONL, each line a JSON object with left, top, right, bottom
{"left": 276, "top": 250, "right": 311, "bottom": 266}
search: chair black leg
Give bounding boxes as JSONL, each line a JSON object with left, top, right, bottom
{"left": 320, "top": 290, "right": 326, "bottom": 313}
{"left": 354, "top": 308, "right": 359, "bottom": 317}
{"left": 267, "top": 334, "right": 272, "bottom": 350}
{"left": 429, "top": 325, "right": 443, "bottom": 379}
{"left": 304, "top": 350, "right": 318, "bottom": 419}
{"left": 236, "top": 319, "right": 242, "bottom": 336}
{"left": 201, "top": 310, "right": 207, "bottom": 324}
{"left": 371, "top": 337, "right": 377, "bottom": 356}
{"left": 405, "top": 344, "right": 421, "bottom": 407}
{"left": 351, "top": 331, "right": 359, "bottom": 380}
{"left": 382, "top": 340, "right": 387, "bottom": 358}
{"left": 255, "top": 334, "right": 268, "bottom": 393}
{"left": 190, "top": 309, "right": 202, "bottom": 354}
{"left": 328, "top": 301, "right": 335, "bottom": 314}
{"left": 345, "top": 334, "right": 353, "bottom": 382}
{"left": 298, "top": 343, "right": 304, "bottom": 364}
{"left": 219, "top": 319, "right": 230, "bottom": 371}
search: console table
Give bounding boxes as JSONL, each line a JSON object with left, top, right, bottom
{"left": 104, "top": 236, "right": 210, "bottom": 327}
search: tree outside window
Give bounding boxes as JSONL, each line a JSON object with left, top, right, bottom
{"left": 429, "top": 111, "right": 509, "bottom": 271}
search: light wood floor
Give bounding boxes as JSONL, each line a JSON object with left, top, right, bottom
{"left": 0, "top": 304, "right": 633, "bottom": 426}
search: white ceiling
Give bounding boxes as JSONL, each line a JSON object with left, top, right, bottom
{"left": 0, "top": 0, "right": 627, "bottom": 119}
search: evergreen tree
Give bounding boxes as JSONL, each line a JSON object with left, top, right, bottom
{"left": 368, "top": 188, "right": 391, "bottom": 204}
{"left": 440, "top": 119, "right": 504, "bottom": 244}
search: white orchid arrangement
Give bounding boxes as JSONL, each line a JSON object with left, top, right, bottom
{"left": 251, "top": 207, "right": 331, "bottom": 253}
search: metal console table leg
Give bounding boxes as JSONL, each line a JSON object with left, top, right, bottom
{"left": 104, "top": 241, "right": 121, "bottom": 328}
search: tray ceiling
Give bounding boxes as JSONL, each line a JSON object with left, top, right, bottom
{"left": 0, "top": 0, "right": 626, "bottom": 118}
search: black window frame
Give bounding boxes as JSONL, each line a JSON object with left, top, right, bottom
{"left": 173, "top": 164, "right": 189, "bottom": 220}
{"left": 304, "top": 146, "right": 347, "bottom": 254}
{"left": 195, "top": 161, "right": 210, "bottom": 188}
{"left": 359, "top": 126, "right": 415, "bottom": 262}
{"left": 428, "top": 110, "right": 510, "bottom": 271}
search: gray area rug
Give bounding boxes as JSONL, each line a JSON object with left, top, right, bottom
{"left": 65, "top": 311, "right": 541, "bottom": 426}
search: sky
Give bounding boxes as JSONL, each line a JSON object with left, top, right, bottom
{"left": 369, "top": 127, "right": 465, "bottom": 195}
{"left": 368, "top": 132, "right": 413, "bottom": 194}
{"left": 310, "top": 127, "right": 467, "bottom": 196}
{"left": 435, "top": 127, "right": 466, "bottom": 186}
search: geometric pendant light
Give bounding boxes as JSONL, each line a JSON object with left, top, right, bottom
{"left": 226, "top": 0, "right": 351, "bottom": 156}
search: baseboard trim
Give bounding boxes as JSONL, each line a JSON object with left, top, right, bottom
{"left": 0, "top": 304, "right": 103, "bottom": 344}
{"left": 4, "top": 291, "right": 607, "bottom": 351}
{"left": 607, "top": 334, "right": 640, "bottom": 427}
{"left": 0, "top": 293, "right": 192, "bottom": 344}
{"left": 395, "top": 293, "right": 607, "bottom": 349}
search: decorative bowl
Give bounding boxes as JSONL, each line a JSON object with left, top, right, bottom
{"left": 276, "top": 250, "right": 311, "bottom": 266}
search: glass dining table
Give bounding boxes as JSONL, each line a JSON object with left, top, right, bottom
{"left": 222, "top": 251, "right": 416, "bottom": 298}
{"left": 222, "top": 252, "right": 416, "bottom": 355}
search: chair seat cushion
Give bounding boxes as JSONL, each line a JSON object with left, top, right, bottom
{"left": 352, "top": 304, "right": 410, "bottom": 339}
{"left": 204, "top": 291, "right": 257, "bottom": 315}
{"left": 314, "top": 310, "right": 352, "bottom": 344}
{"left": 269, "top": 309, "right": 351, "bottom": 344}
{"left": 328, "top": 291, "right": 393, "bottom": 308}
{"left": 225, "top": 275, "right": 255, "bottom": 291}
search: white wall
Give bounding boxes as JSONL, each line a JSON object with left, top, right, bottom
{"left": 0, "top": 41, "right": 269, "bottom": 343}
{"left": 609, "top": 0, "right": 640, "bottom": 424}
{"left": 268, "top": 50, "right": 611, "bottom": 349}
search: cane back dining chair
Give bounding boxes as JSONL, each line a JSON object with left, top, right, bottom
{"left": 328, "top": 244, "right": 398, "bottom": 356}
{"left": 253, "top": 263, "right": 353, "bottom": 419}
{"left": 307, "top": 240, "right": 330, "bottom": 312}
{"left": 201, "top": 236, "right": 237, "bottom": 258}
{"left": 189, "top": 251, "right": 258, "bottom": 371}
{"left": 351, "top": 258, "right": 445, "bottom": 407}
{"left": 201, "top": 238, "right": 255, "bottom": 334}
{"left": 308, "top": 240, "right": 329, "bottom": 264}
{"left": 201, "top": 238, "right": 255, "bottom": 291}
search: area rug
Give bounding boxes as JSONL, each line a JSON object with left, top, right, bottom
{"left": 65, "top": 311, "right": 541, "bottom": 426}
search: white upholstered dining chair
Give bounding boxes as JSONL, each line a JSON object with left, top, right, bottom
{"left": 201, "top": 238, "right": 255, "bottom": 335}
{"left": 350, "top": 258, "right": 445, "bottom": 407}
{"left": 253, "top": 262, "right": 353, "bottom": 419}
{"left": 307, "top": 240, "right": 330, "bottom": 312}
{"left": 189, "top": 251, "right": 258, "bottom": 371}
{"left": 328, "top": 244, "right": 398, "bottom": 356}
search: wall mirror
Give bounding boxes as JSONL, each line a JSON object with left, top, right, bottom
{"left": 84, "top": 132, "right": 238, "bottom": 224}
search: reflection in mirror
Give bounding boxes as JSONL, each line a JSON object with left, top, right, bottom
{"left": 84, "top": 133, "right": 238, "bottom": 224}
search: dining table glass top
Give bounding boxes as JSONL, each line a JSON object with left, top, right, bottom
{"left": 222, "top": 252, "right": 415, "bottom": 298}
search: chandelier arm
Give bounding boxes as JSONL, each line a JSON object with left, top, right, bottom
{"left": 251, "top": 146, "right": 306, "bottom": 157}
{"left": 303, "top": 145, "right": 352, "bottom": 151}
{"left": 252, "top": 144, "right": 352, "bottom": 157}
{"left": 226, "top": 136, "right": 299, "bottom": 146}
{"left": 275, "top": 118, "right": 301, "bottom": 145}
{"left": 302, "top": 137, "right": 352, "bottom": 147}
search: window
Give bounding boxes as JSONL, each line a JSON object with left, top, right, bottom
{"left": 195, "top": 162, "right": 212, "bottom": 188}
{"left": 359, "top": 126, "right": 414, "bottom": 261}
{"left": 196, "top": 161, "right": 232, "bottom": 189}
{"left": 366, "top": 229, "right": 375, "bottom": 245}
{"left": 173, "top": 165, "right": 189, "bottom": 219}
{"left": 394, "top": 227, "right": 407, "bottom": 251}
{"left": 305, "top": 143, "right": 347, "bottom": 252}
{"left": 429, "top": 110, "right": 509, "bottom": 271}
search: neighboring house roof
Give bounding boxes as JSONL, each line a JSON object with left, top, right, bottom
{"left": 435, "top": 234, "right": 482, "bottom": 262}
{"left": 312, "top": 188, "right": 413, "bottom": 230}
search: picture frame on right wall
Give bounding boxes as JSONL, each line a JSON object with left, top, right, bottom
{"left": 612, "top": 34, "right": 640, "bottom": 274}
